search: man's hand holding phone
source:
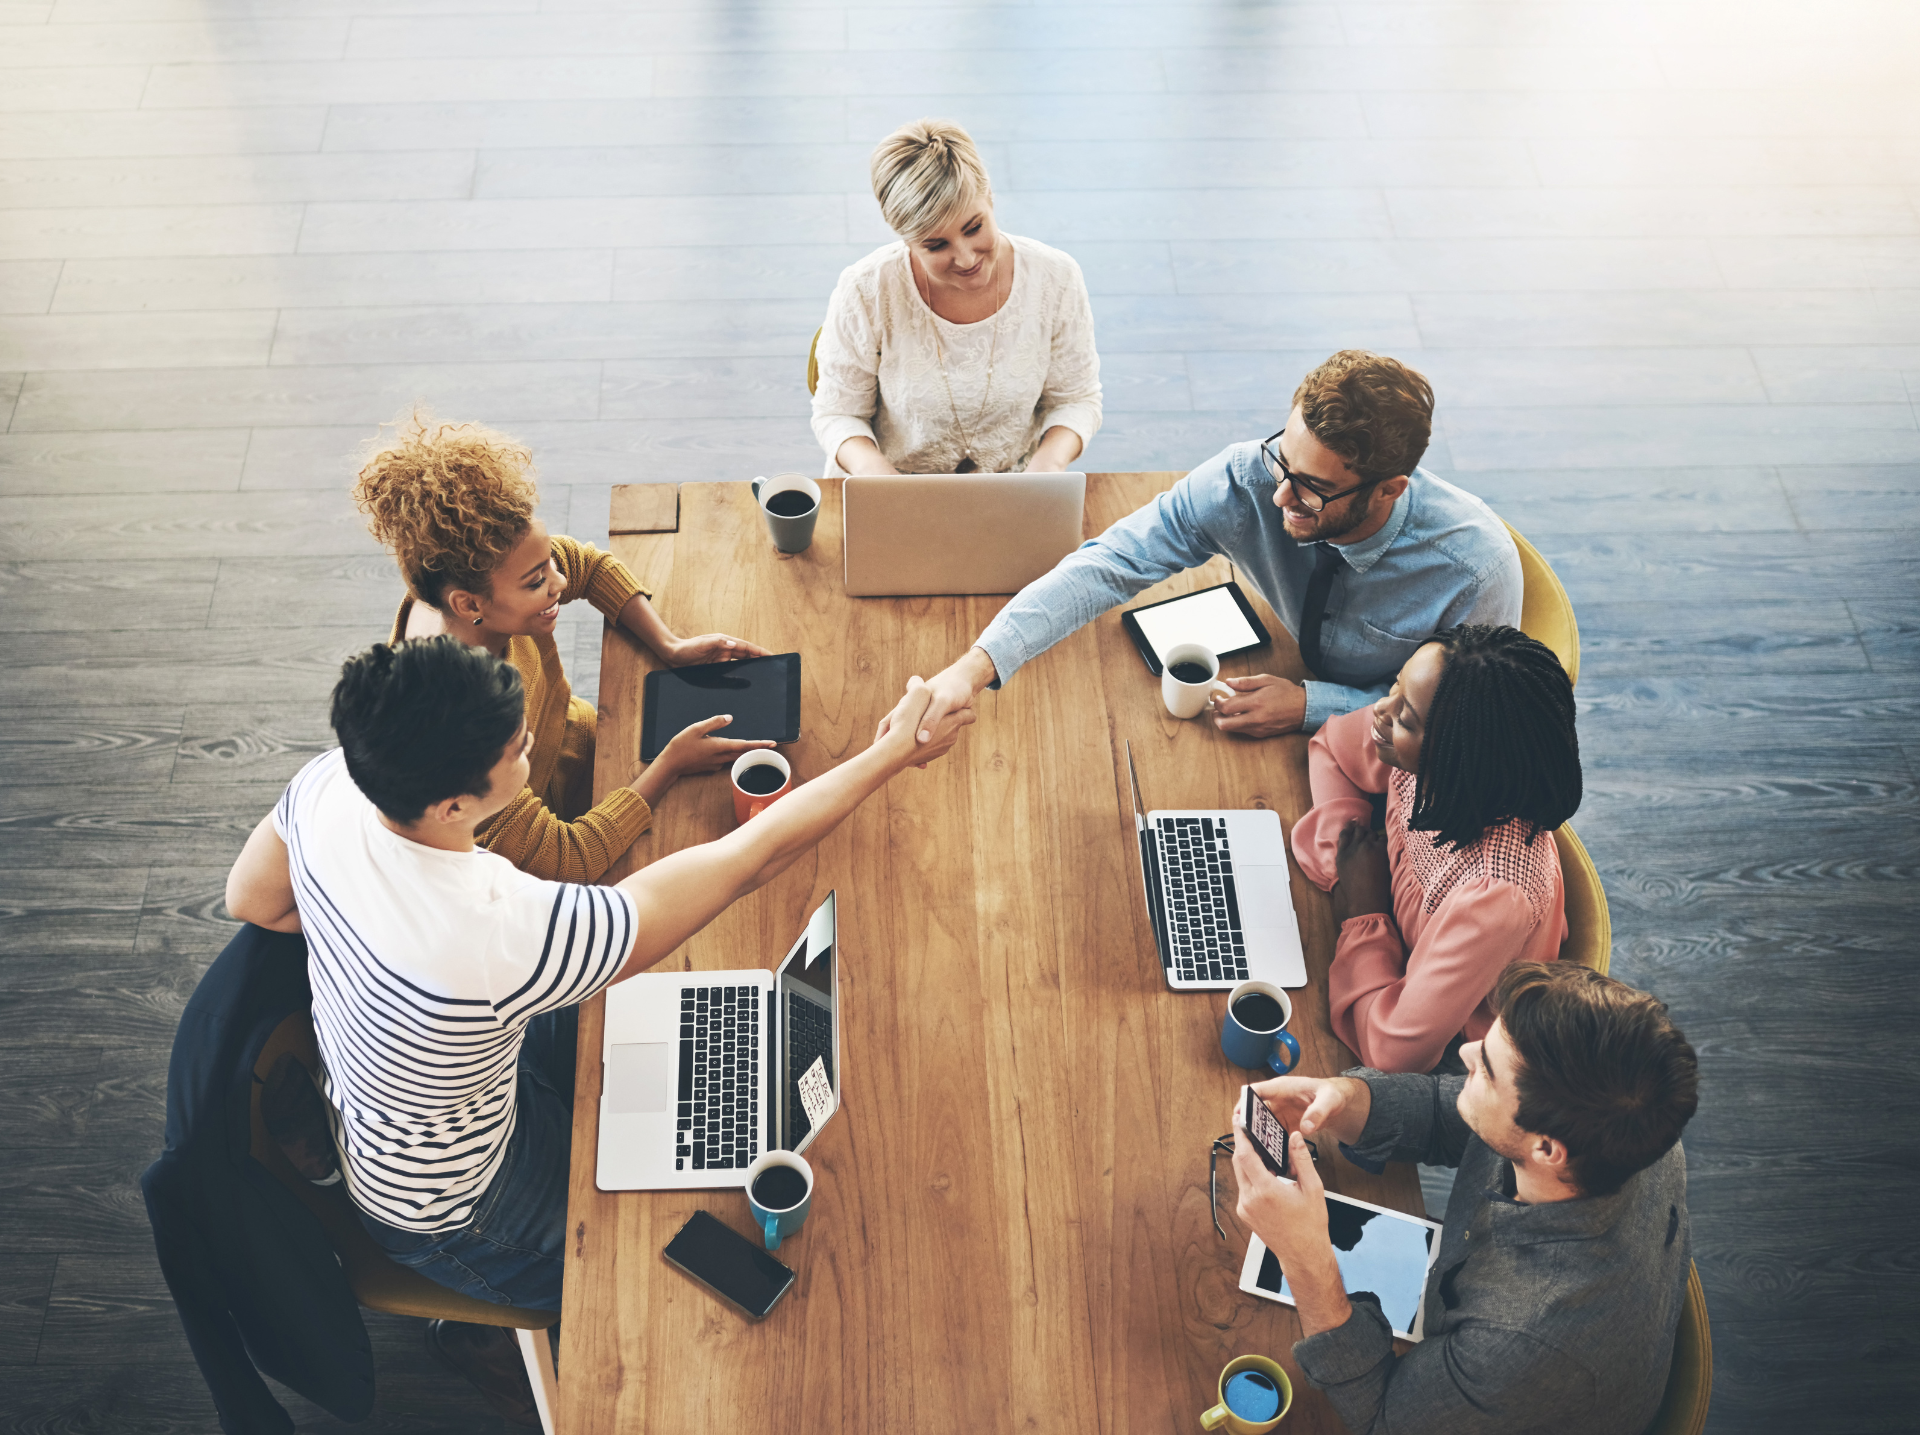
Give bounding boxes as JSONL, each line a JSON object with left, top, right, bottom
{"left": 1247, "top": 1073, "right": 1373, "bottom": 1146}
{"left": 1231, "top": 1092, "right": 1354, "bottom": 1341}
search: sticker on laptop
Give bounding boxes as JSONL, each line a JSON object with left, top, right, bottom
{"left": 797, "top": 1055, "right": 834, "bottom": 1130}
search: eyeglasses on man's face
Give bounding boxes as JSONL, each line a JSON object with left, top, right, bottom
{"left": 1260, "top": 428, "right": 1371, "bottom": 514}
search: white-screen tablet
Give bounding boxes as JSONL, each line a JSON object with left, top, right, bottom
{"left": 1120, "top": 581, "right": 1270, "bottom": 675}
{"left": 1237, "top": 1192, "right": 1444, "bottom": 1342}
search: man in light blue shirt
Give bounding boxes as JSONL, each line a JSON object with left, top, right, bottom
{"left": 906, "top": 351, "right": 1523, "bottom": 741}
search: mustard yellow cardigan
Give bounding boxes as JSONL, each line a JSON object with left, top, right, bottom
{"left": 389, "top": 535, "right": 653, "bottom": 883}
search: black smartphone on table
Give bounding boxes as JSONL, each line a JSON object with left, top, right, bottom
{"left": 1243, "top": 1086, "right": 1292, "bottom": 1178}
{"left": 662, "top": 1210, "right": 797, "bottom": 1320}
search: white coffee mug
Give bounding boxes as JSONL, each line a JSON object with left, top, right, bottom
{"left": 1161, "top": 641, "right": 1235, "bottom": 719}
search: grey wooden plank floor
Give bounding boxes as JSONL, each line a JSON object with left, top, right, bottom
{"left": 2, "top": 1, "right": 1916, "bottom": 1431}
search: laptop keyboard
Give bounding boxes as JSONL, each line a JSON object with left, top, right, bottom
{"left": 1155, "top": 816, "right": 1250, "bottom": 985}
{"left": 785, "top": 991, "right": 834, "bottom": 1146}
{"left": 675, "top": 985, "right": 761, "bottom": 1172}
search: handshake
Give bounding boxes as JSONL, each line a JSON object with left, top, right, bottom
{"left": 872, "top": 672, "right": 979, "bottom": 770}
{"left": 870, "top": 643, "right": 1314, "bottom": 768}
{"left": 872, "top": 648, "right": 997, "bottom": 766}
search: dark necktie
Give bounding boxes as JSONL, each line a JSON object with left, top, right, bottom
{"left": 1298, "top": 543, "right": 1344, "bottom": 677}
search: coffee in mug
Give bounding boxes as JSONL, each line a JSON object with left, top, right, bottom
{"left": 736, "top": 763, "right": 786, "bottom": 795}
{"left": 745, "top": 1150, "right": 814, "bottom": 1251}
{"left": 1161, "top": 641, "right": 1235, "bottom": 720}
{"left": 751, "top": 474, "right": 823, "bottom": 554}
{"left": 750, "top": 1165, "right": 808, "bottom": 1211}
{"left": 731, "top": 751, "right": 792, "bottom": 825}
{"left": 1220, "top": 979, "right": 1301, "bottom": 1075}
{"left": 765, "top": 489, "right": 816, "bottom": 518}
{"left": 1231, "top": 991, "right": 1286, "bottom": 1033}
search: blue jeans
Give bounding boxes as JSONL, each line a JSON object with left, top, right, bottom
{"left": 356, "top": 1007, "right": 577, "bottom": 1312}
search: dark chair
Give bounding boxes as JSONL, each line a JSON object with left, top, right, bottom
{"left": 250, "top": 1011, "right": 561, "bottom": 1432}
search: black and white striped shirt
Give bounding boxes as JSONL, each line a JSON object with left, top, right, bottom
{"left": 274, "top": 749, "right": 633, "bottom": 1232}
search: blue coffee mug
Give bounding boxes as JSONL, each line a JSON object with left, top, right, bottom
{"left": 1220, "top": 979, "right": 1301, "bottom": 1075}
{"left": 745, "top": 1150, "right": 813, "bottom": 1252}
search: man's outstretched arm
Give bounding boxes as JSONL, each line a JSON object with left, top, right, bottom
{"left": 899, "top": 456, "right": 1246, "bottom": 744}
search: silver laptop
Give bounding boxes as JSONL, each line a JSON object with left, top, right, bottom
{"left": 596, "top": 893, "right": 839, "bottom": 1190}
{"left": 842, "top": 471, "right": 1085, "bottom": 596}
{"left": 1124, "top": 743, "right": 1306, "bottom": 990}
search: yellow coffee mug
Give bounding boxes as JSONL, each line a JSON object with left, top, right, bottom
{"left": 1200, "top": 1354, "right": 1293, "bottom": 1433}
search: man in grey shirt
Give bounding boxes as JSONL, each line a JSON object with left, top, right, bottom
{"left": 902, "top": 350, "right": 1523, "bottom": 748}
{"left": 1231, "top": 962, "right": 1699, "bottom": 1435}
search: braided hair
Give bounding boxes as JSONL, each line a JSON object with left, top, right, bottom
{"left": 1407, "top": 625, "right": 1580, "bottom": 850}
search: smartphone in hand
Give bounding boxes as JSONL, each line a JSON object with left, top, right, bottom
{"left": 1243, "top": 1086, "right": 1292, "bottom": 1179}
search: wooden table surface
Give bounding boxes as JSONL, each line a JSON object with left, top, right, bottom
{"left": 560, "top": 473, "right": 1421, "bottom": 1434}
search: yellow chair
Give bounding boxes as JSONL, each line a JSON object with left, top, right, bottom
{"left": 1648, "top": 1262, "right": 1713, "bottom": 1435}
{"left": 1554, "top": 823, "right": 1610, "bottom": 976}
{"left": 1504, "top": 521, "right": 1580, "bottom": 688}
{"left": 807, "top": 325, "right": 822, "bottom": 396}
{"left": 251, "top": 1014, "right": 561, "bottom": 1433}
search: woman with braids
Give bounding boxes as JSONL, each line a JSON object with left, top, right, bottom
{"left": 1289, "top": 624, "right": 1581, "bottom": 1073}
{"left": 355, "top": 415, "right": 773, "bottom": 883}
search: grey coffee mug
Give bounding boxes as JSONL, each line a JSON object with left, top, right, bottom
{"left": 751, "top": 474, "right": 821, "bottom": 554}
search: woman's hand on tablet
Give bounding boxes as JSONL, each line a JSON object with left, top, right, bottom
{"left": 635, "top": 716, "right": 776, "bottom": 806}
{"left": 663, "top": 632, "right": 771, "bottom": 666}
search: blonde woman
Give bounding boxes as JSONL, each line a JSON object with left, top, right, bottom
{"left": 811, "top": 119, "right": 1103, "bottom": 477}
{"left": 354, "top": 416, "right": 772, "bottom": 884}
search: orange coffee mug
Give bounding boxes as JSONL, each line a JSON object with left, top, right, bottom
{"left": 731, "top": 751, "right": 792, "bottom": 824}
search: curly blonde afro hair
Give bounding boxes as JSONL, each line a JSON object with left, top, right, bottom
{"left": 352, "top": 414, "right": 538, "bottom": 608}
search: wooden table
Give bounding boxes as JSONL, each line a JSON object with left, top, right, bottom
{"left": 561, "top": 474, "right": 1422, "bottom": 1434}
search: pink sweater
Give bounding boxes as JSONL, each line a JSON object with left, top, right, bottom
{"left": 1291, "top": 707, "right": 1567, "bottom": 1073}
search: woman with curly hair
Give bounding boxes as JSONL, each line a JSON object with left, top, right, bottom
{"left": 354, "top": 415, "right": 771, "bottom": 883}
{"left": 1289, "top": 625, "right": 1582, "bottom": 1074}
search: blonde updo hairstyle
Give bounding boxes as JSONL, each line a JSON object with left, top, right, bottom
{"left": 870, "top": 119, "right": 992, "bottom": 240}
{"left": 353, "top": 414, "right": 538, "bottom": 610}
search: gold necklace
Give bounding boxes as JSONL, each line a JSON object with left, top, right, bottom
{"left": 919, "top": 244, "right": 1008, "bottom": 474}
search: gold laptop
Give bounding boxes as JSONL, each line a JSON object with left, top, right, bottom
{"left": 841, "top": 472, "right": 1087, "bottom": 597}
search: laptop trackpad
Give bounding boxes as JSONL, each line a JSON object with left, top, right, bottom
{"left": 1237, "top": 866, "right": 1291, "bottom": 931}
{"left": 605, "top": 1042, "right": 672, "bottom": 1114}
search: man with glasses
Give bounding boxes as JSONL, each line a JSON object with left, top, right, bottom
{"left": 900, "top": 350, "right": 1522, "bottom": 742}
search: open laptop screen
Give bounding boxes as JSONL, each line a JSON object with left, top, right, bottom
{"left": 776, "top": 893, "right": 838, "bottom": 1152}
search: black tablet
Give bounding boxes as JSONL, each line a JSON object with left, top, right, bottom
{"left": 1119, "top": 581, "right": 1271, "bottom": 676}
{"left": 639, "top": 653, "right": 801, "bottom": 761}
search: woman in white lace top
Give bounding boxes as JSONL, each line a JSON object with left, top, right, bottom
{"left": 810, "top": 119, "right": 1103, "bottom": 477}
